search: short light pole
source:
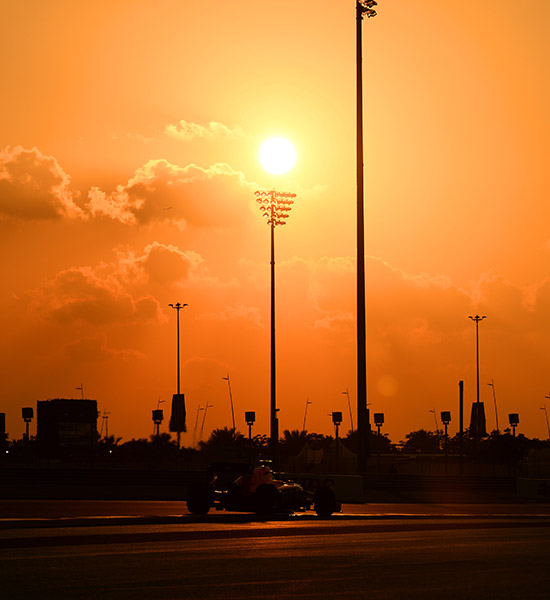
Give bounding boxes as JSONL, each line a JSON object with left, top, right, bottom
{"left": 508, "top": 413, "right": 519, "bottom": 437}
{"left": 168, "top": 302, "right": 188, "bottom": 446}
{"left": 441, "top": 411, "right": 451, "bottom": 473}
{"left": 441, "top": 411, "right": 451, "bottom": 453}
{"left": 255, "top": 189, "right": 295, "bottom": 448}
{"left": 22, "top": 407, "right": 33, "bottom": 443}
{"left": 374, "top": 412, "right": 384, "bottom": 472}
{"left": 152, "top": 409, "right": 163, "bottom": 438}
{"left": 222, "top": 374, "right": 236, "bottom": 430}
{"left": 332, "top": 411, "right": 343, "bottom": 472}
{"left": 245, "top": 411, "right": 256, "bottom": 441}
{"left": 374, "top": 412, "right": 384, "bottom": 437}
{"left": 356, "top": 0, "right": 378, "bottom": 473}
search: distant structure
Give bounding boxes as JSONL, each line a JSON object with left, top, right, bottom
{"left": 37, "top": 399, "right": 98, "bottom": 454}
{"left": 0, "top": 412, "right": 6, "bottom": 449}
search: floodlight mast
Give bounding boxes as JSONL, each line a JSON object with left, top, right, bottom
{"left": 255, "top": 190, "right": 295, "bottom": 449}
{"left": 356, "top": 0, "right": 378, "bottom": 472}
{"left": 358, "top": 0, "right": 377, "bottom": 19}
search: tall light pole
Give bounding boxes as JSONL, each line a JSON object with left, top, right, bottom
{"left": 542, "top": 395, "right": 550, "bottom": 440}
{"left": 356, "top": 0, "right": 378, "bottom": 472}
{"left": 192, "top": 404, "right": 203, "bottom": 447}
{"left": 255, "top": 189, "right": 295, "bottom": 448}
{"left": 222, "top": 374, "right": 236, "bottom": 430}
{"left": 342, "top": 388, "right": 355, "bottom": 432}
{"left": 429, "top": 407, "right": 439, "bottom": 434}
{"left": 303, "top": 398, "right": 312, "bottom": 432}
{"left": 487, "top": 379, "right": 499, "bottom": 433}
{"left": 200, "top": 402, "right": 214, "bottom": 440}
{"left": 100, "top": 410, "right": 110, "bottom": 439}
{"left": 469, "top": 315, "right": 486, "bottom": 404}
{"left": 468, "top": 314, "right": 486, "bottom": 439}
{"left": 168, "top": 302, "right": 187, "bottom": 446}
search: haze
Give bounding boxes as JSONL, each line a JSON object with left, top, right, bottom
{"left": 1, "top": 1, "right": 549, "bottom": 444}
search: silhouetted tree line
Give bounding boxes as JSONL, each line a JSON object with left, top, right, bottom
{"left": 3, "top": 426, "right": 548, "bottom": 466}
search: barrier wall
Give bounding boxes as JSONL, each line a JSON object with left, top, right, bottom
{"left": 517, "top": 478, "right": 550, "bottom": 501}
{"left": 286, "top": 472, "right": 364, "bottom": 503}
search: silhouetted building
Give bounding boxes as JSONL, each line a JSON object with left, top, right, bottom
{"left": 37, "top": 399, "right": 98, "bottom": 454}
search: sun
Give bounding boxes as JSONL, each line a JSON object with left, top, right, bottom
{"left": 259, "top": 137, "right": 296, "bottom": 175}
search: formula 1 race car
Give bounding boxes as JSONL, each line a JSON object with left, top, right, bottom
{"left": 186, "top": 462, "right": 339, "bottom": 517}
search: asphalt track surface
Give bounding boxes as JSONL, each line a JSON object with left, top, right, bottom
{"left": 2, "top": 499, "right": 550, "bottom": 521}
{"left": 2, "top": 502, "right": 550, "bottom": 599}
{"left": 2, "top": 500, "right": 550, "bottom": 542}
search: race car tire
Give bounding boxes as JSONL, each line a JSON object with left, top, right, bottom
{"left": 313, "top": 484, "right": 337, "bottom": 517}
{"left": 186, "top": 482, "right": 215, "bottom": 515}
{"left": 253, "top": 483, "right": 278, "bottom": 515}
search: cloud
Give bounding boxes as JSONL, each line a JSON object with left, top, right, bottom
{"left": 122, "top": 242, "right": 224, "bottom": 289}
{"left": 35, "top": 264, "right": 161, "bottom": 325}
{"left": 313, "top": 311, "right": 354, "bottom": 331}
{"left": 134, "top": 242, "right": 204, "bottom": 285}
{"left": 0, "top": 145, "right": 84, "bottom": 220}
{"left": 290, "top": 255, "right": 474, "bottom": 344}
{"left": 32, "top": 240, "right": 226, "bottom": 326}
{"left": 309, "top": 256, "right": 355, "bottom": 316}
{"left": 63, "top": 333, "right": 145, "bottom": 362}
{"left": 203, "top": 303, "right": 263, "bottom": 328}
{"left": 86, "top": 160, "right": 255, "bottom": 226}
{"left": 164, "top": 119, "right": 244, "bottom": 141}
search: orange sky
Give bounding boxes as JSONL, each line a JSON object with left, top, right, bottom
{"left": 1, "top": 0, "right": 549, "bottom": 445}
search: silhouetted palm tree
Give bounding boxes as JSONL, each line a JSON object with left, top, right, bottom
{"left": 280, "top": 429, "right": 309, "bottom": 457}
{"left": 198, "top": 427, "right": 246, "bottom": 455}
{"left": 306, "top": 432, "right": 334, "bottom": 451}
{"left": 400, "top": 429, "right": 441, "bottom": 454}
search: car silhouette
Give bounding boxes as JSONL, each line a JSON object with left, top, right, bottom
{"left": 186, "top": 461, "right": 339, "bottom": 517}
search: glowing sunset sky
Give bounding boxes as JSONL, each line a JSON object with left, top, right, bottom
{"left": 1, "top": 0, "right": 549, "bottom": 445}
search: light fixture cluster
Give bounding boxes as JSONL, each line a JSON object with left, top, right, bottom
{"left": 358, "top": 0, "right": 377, "bottom": 19}
{"left": 255, "top": 190, "right": 295, "bottom": 227}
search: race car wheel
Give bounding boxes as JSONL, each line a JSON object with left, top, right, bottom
{"left": 313, "top": 484, "right": 337, "bottom": 517}
{"left": 253, "top": 483, "right": 278, "bottom": 515}
{"left": 186, "top": 482, "right": 215, "bottom": 515}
